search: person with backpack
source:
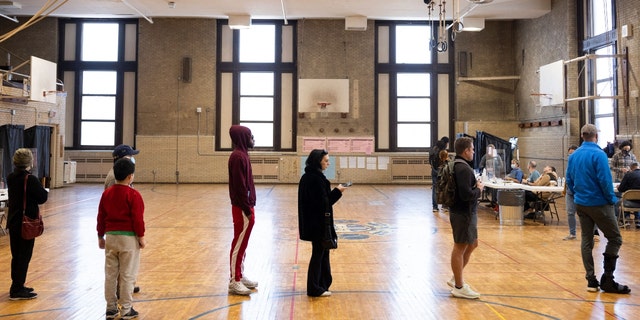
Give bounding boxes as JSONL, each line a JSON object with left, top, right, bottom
{"left": 447, "top": 137, "right": 484, "bottom": 299}
{"left": 430, "top": 136, "right": 449, "bottom": 212}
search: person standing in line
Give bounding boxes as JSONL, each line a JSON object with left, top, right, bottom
{"left": 298, "top": 149, "right": 347, "bottom": 297}
{"left": 563, "top": 145, "right": 579, "bottom": 240}
{"left": 97, "top": 158, "right": 145, "bottom": 319}
{"left": 447, "top": 137, "right": 483, "bottom": 299}
{"left": 7, "top": 148, "right": 48, "bottom": 300}
{"left": 104, "top": 144, "right": 141, "bottom": 295}
{"left": 105, "top": 144, "right": 140, "bottom": 189}
{"left": 430, "top": 136, "right": 449, "bottom": 212}
{"left": 566, "top": 124, "right": 630, "bottom": 294}
{"left": 227, "top": 125, "right": 258, "bottom": 295}
{"left": 610, "top": 140, "right": 637, "bottom": 183}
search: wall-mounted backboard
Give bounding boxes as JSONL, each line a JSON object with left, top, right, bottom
{"left": 29, "top": 56, "right": 57, "bottom": 103}
{"left": 298, "top": 79, "right": 349, "bottom": 113}
{"left": 538, "top": 59, "right": 564, "bottom": 106}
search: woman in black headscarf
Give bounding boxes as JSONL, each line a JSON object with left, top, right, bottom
{"left": 298, "top": 149, "right": 347, "bottom": 297}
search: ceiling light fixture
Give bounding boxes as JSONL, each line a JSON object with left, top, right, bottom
{"left": 466, "top": 0, "right": 494, "bottom": 3}
{"left": 228, "top": 14, "right": 251, "bottom": 29}
{"left": 462, "top": 17, "right": 485, "bottom": 31}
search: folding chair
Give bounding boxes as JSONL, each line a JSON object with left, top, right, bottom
{"left": 619, "top": 190, "right": 640, "bottom": 229}
{"left": 532, "top": 192, "right": 561, "bottom": 226}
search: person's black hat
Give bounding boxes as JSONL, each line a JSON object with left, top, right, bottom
{"left": 112, "top": 144, "right": 140, "bottom": 160}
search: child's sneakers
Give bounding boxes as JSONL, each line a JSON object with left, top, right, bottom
{"left": 121, "top": 307, "right": 139, "bottom": 319}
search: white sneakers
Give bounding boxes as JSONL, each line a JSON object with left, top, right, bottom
{"left": 229, "top": 280, "right": 251, "bottom": 295}
{"left": 451, "top": 283, "right": 481, "bottom": 299}
{"left": 448, "top": 277, "right": 480, "bottom": 299}
{"left": 228, "top": 277, "right": 258, "bottom": 295}
{"left": 241, "top": 277, "right": 258, "bottom": 289}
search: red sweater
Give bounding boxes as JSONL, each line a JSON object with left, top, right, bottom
{"left": 97, "top": 184, "right": 145, "bottom": 237}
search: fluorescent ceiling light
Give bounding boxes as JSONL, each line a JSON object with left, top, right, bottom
{"left": 0, "top": 1, "right": 21, "bottom": 9}
{"left": 462, "top": 17, "right": 484, "bottom": 31}
{"left": 228, "top": 14, "right": 251, "bottom": 29}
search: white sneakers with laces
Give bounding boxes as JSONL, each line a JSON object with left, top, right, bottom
{"left": 241, "top": 277, "right": 258, "bottom": 289}
{"left": 229, "top": 280, "right": 251, "bottom": 295}
{"left": 451, "top": 283, "right": 481, "bottom": 299}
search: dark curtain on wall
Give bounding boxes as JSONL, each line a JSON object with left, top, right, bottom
{"left": 24, "top": 125, "right": 51, "bottom": 180}
{"left": 474, "top": 131, "right": 513, "bottom": 174}
{"left": 0, "top": 124, "right": 25, "bottom": 186}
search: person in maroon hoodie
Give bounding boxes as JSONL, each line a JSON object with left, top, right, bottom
{"left": 227, "top": 125, "right": 258, "bottom": 295}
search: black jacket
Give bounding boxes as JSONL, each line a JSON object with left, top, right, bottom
{"left": 7, "top": 169, "right": 48, "bottom": 229}
{"left": 450, "top": 156, "right": 481, "bottom": 215}
{"left": 298, "top": 167, "right": 342, "bottom": 241}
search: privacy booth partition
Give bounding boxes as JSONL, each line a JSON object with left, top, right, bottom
{"left": 1, "top": 124, "right": 51, "bottom": 187}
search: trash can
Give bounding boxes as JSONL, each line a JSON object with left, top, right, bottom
{"left": 497, "top": 189, "right": 525, "bottom": 225}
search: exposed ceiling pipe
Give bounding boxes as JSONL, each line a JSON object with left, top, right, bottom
{"left": 280, "top": 0, "right": 288, "bottom": 25}
{"left": 0, "top": 13, "right": 18, "bottom": 23}
{"left": 122, "top": 0, "right": 153, "bottom": 24}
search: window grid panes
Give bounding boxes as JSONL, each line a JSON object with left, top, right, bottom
{"left": 396, "top": 72, "right": 432, "bottom": 149}
{"left": 239, "top": 25, "right": 276, "bottom": 63}
{"left": 395, "top": 25, "right": 431, "bottom": 64}
{"left": 61, "top": 19, "right": 137, "bottom": 149}
{"left": 82, "top": 23, "right": 119, "bottom": 62}
{"left": 582, "top": 1, "right": 616, "bottom": 148}
{"left": 589, "top": 0, "right": 613, "bottom": 37}
{"left": 377, "top": 22, "right": 445, "bottom": 151}
{"left": 217, "top": 20, "right": 296, "bottom": 151}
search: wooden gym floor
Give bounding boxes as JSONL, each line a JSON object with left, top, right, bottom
{"left": 0, "top": 183, "right": 638, "bottom": 319}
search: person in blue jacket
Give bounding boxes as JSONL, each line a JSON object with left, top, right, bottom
{"left": 566, "top": 124, "right": 630, "bottom": 294}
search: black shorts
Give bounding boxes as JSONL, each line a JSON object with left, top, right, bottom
{"left": 450, "top": 212, "right": 478, "bottom": 244}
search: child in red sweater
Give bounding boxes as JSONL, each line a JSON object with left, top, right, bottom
{"left": 97, "top": 158, "right": 146, "bottom": 319}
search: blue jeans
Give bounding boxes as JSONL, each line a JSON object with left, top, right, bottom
{"left": 576, "top": 204, "right": 622, "bottom": 279}
{"left": 566, "top": 193, "right": 576, "bottom": 236}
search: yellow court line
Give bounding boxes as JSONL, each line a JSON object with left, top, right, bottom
{"left": 485, "top": 302, "right": 507, "bottom": 320}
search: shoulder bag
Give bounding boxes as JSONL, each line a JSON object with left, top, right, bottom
{"left": 321, "top": 212, "right": 338, "bottom": 249}
{"left": 21, "top": 174, "right": 44, "bottom": 240}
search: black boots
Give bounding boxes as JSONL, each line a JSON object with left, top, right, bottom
{"left": 599, "top": 253, "right": 631, "bottom": 294}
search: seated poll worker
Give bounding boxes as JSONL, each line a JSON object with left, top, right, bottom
{"left": 523, "top": 160, "right": 541, "bottom": 185}
{"left": 504, "top": 159, "right": 524, "bottom": 183}
{"left": 524, "top": 165, "right": 558, "bottom": 217}
{"left": 615, "top": 162, "right": 640, "bottom": 227}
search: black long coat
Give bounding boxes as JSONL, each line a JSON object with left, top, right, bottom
{"left": 298, "top": 167, "right": 342, "bottom": 241}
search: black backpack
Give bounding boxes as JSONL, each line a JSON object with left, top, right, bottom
{"left": 436, "top": 159, "right": 466, "bottom": 207}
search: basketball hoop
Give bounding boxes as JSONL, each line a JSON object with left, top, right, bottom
{"left": 317, "top": 102, "right": 331, "bottom": 109}
{"left": 530, "top": 93, "right": 552, "bottom": 113}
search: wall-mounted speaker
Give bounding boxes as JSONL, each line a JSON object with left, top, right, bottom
{"left": 182, "top": 57, "right": 192, "bottom": 83}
